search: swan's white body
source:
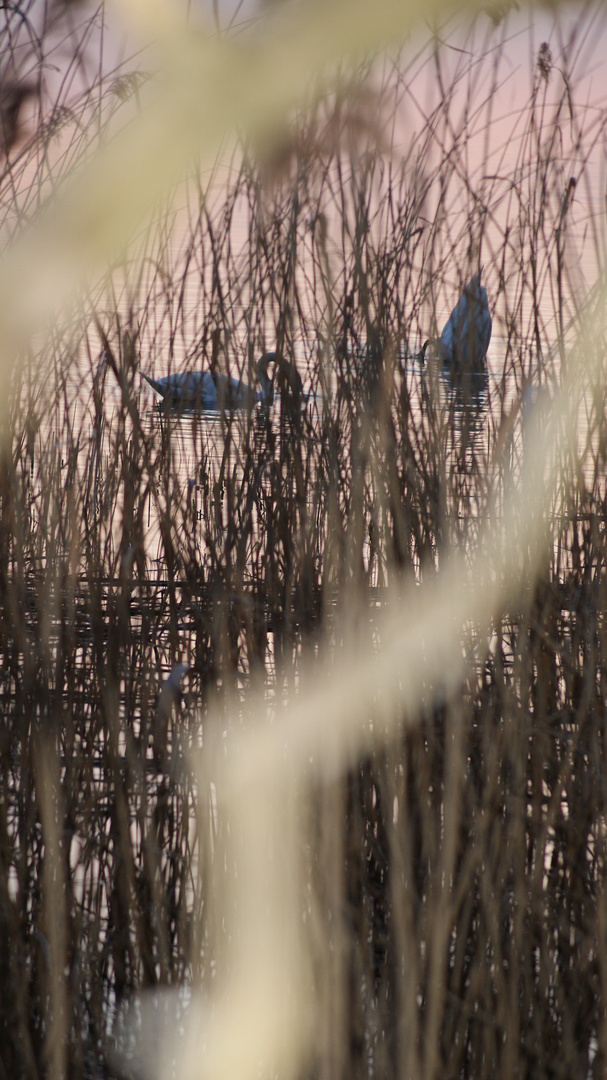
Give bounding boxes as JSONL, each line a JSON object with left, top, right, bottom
{"left": 143, "top": 352, "right": 277, "bottom": 411}
{"left": 421, "top": 274, "right": 491, "bottom": 397}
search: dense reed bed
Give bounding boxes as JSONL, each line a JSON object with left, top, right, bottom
{"left": 2, "top": 4, "right": 607, "bottom": 1078}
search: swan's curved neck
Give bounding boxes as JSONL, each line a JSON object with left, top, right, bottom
{"left": 257, "top": 353, "right": 275, "bottom": 404}
{"left": 420, "top": 338, "right": 448, "bottom": 368}
{"left": 275, "top": 356, "right": 303, "bottom": 399}
{"left": 419, "top": 339, "right": 435, "bottom": 366}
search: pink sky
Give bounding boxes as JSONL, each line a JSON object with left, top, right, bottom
{"left": 3, "top": 1, "right": 607, "bottom": 379}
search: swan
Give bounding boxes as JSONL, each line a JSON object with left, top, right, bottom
{"left": 419, "top": 273, "right": 491, "bottom": 398}
{"left": 142, "top": 351, "right": 279, "bottom": 411}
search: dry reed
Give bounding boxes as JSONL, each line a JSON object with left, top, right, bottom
{"left": 1, "top": 3, "right": 607, "bottom": 1080}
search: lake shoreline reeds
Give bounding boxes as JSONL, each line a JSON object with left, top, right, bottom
{"left": 2, "top": 5, "right": 607, "bottom": 1078}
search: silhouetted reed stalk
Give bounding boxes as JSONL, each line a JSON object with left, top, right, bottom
{"left": 1, "top": 5, "right": 607, "bottom": 1079}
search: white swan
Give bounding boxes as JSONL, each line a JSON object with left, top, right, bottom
{"left": 142, "top": 351, "right": 279, "bottom": 411}
{"left": 419, "top": 273, "right": 492, "bottom": 397}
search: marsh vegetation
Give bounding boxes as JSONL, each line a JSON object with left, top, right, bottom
{"left": 1, "top": 4, "right": 607, "bottom": 1078}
